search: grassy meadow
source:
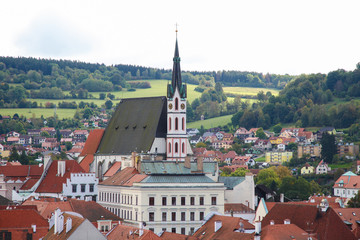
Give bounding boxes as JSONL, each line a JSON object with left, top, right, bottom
{"left": 187, "top": 114, "right": 233, "bottom": 129}
{"left": 1, "top": 80, "right": 277, "bottom": 124}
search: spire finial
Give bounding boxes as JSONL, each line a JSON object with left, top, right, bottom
{"left": 175, "top": 23, "right": 179, "bottom": 38}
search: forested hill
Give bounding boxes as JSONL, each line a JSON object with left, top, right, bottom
{"left": 232, "top": 63, "right": 360, "bottom": 132}
{"left": 0, "top": 56, "right": 292, "bottom": 89}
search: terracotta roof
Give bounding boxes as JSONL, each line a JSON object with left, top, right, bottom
{"left": 0, "top": 207, "right": 48, "bottom": 229}
{"left": 262, "top": 204, "right": 356, "bottom": 240}
{"left": 44, "top": 212, "right": 85, "bottom": 240}
{"left": 334, "top": 172, "right": 360, "bottom": 189}
{"left": 79, "top": 129, "right": 104, "bottom": 157}
{"left": 79, "top": 154, "right": 94, "bottom": 172}
{"left": 104, "top": 162, "right": 122, "bottom": 177}
{"left": 0, "top": 165, "right": 43, "bottom": 181}
{"left": 35, "top": 160, "right": 85, "bottom": 193}
{"left": 23, "top": 198, "right": 121, "bottom": 223}
{"left": 100, "top": 167, "right": 148, "bottom": 186}
{"left": 192, "top": 214, "right": 255, "bottom": 240}
{"left": 160, "top": 231, "right": 199, "bottom": 240}
{"left": 20, "top": 178, "right": 40, "bottom": 190}
{"left": 107, "top": 224, "right": 162, "bottom": 240}
{"left": 225, "top": 203, "right": 255, "bottom": 213}
{"left": 261, "top": 223, "right": 317, "bottom": 240}
{"left": 333, "top": 208, "right": 360, "bottom": 232}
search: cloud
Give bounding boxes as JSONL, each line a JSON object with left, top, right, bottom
{"left": 15, "top": 13, "right": 93, "bottom": 57}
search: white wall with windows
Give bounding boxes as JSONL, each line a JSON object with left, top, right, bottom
{"left": 63, "top": 173, "right": 98, "bottom": 201}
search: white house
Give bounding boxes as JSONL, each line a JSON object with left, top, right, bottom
{"left": 316, "top": 160, "right": 331, "bottom": 174}
{"left": 333, "top": 171, "right": 360, "bottom": 199}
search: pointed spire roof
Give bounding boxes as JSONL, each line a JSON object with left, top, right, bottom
{"left": 167, "top": 38, "right": 186, "bottom": 98}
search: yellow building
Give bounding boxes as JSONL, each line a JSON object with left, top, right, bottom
{"left": 265, "top": 151, "right": 293, "bottom": 164}
{"left": 301, "top": 163, "right": 315, "bottom": 175}
{"left": 269, "top": 137, "right": 283, "bottom": 145}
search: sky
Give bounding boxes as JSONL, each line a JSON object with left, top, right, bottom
{"left": 1, "top": 0, "right": 360, "bottom": 75}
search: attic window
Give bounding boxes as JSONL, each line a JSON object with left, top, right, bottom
{"left": 115, "top": 126, "right": 119, "bottom": 130}
{"left": 125, "top": 125, "right": 129, "bottom": 129}
{"left": 143, "top": 125, "right": 147, "bottom": 129}
{"left": 133, "top": 125, "right": 137, "bottom": 130}
{"left": 353, "top": 212, "right": 356, "bottom": 216}
{"left": 354, "top": 183, "right": 357, "bottom": 187}
{"left": 339, "top": 212, "right": 342, "bottom": 216}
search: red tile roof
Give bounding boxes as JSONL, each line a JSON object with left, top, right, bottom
{"left": 35, "top": 160, "right": 85, "bottom": 193}
{"left": 262, "top": 204, "right": 356, "bottom": 240}
{"left": 192, "top": 214, "right": 255, "bottom": 240}
{"left": 261, "top": 223, "right": 317, "bottom": 240}
{"left": 104, "top": 162, "right": 122, "bottom": 177}
{"left": 20, "top": 178, "right": 40, "bottom": 190}
{"left": 334, "top": 173, "right": 360, "bottom": 189}
{"left": 225, "top": 203, "right": 255, "bottom": 213}
{"left": 79, "top": 154, "right": 94, "bottom": 172}
{"left": 107, "top": 224, "right": 162, "bottom": 240}
{"left": 80, "top": 129, "right": 104, "bottom": 156}
{"left": 160, "top": 231, "right": 199, "bottom": 240}
{"left": 100, "top": 167, "right": 147, "bottom": 186}
{"left": 44, "top": 212, "right": 85, "bottom": 240}
{"left": 0, "top": 165, "right": 43, "bottom": 178}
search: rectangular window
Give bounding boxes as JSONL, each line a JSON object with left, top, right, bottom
{"left": 181, "top": 228, "right": 186, "bottom": 235}
{"left": 211, "top": 197, "right": 217, "bottom": 205}
{"left": 190, "top": 212, "right": 195, "bottom": 221}
{"left": 149, "top": 197, "right": 155, "bottom": 206}
{"left": 149, "top": 228, "right": 154, "bottom": 232}
{"left": 149, "top": 212, "right": 154, "bottom": 222}
{"left": 81, "top": 184, "right": 86, "bottom": 193}
{"left": 72, "top": 184, "right": 77, "bottom": 193}
{"left": 181, "top": 212, "right": 186, "bottom": 221}
{"left": 199, "top": 196, "right": 204, "bottom": 205}
{"left": 172, "top": 228, "right": 176, "bottom": 233}
{"left": 190, "top": 228, "right": 195, "bottom": 235}
{"left": 200, "top": 212, "right": 204, "bottom": 220}
{"left": 181, "top": 197, "right": 186, "bottom": 205}
{"left": 162, "top": 212, "right": 167, "bottom": 222}
{"left": 162, "top": 197, "right": 167, "bottom": 206}
{"left": 89, "top": 184, "right": 94, "bottom": 192}
{"left": 172, "top": 197, "right": 176, "bottom": 206}
{"left": 172, "top": 212, "right": 176, "bottom": 221}
{"left": 190, "top": 197, "right": 195, "bottom": 205}
{"left": 162, "top": 228, "right": 166, "bottom": 232}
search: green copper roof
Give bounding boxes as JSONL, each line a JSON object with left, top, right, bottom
{"left": 167, "top": 39, "right": 186, "bottom": 98}
{"left": 141, "top": 175, "right": 215, "bottom": 183}
{"left": 343, "top": 171, "right": 357, "bottom": 176}
{"left": 218, "top": 176, "right": 245, "bottom": 189}
{"left": 97, "top": 97, "right": 167, "bottom": 155}
{"left": 140, "top": 161, "right": 217, "bottom": 175}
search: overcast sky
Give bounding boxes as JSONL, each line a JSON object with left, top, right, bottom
{"left": 1, "top": 0, "right": 360, "bottom": 75}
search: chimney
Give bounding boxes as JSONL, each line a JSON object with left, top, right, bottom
{"left": 284, "top": 219, "right": 290, "bottom": 224}
{"left": 31, "top": 224, "right": 36, "bottom": 233}
{"left": 280, "top": 193, "right": 284, "bottom": 203}
{"left": 254, "top": 221, "right": 261, "bottom": 234}
{"left": 197, "top": 157, "right": 203, "bottom": 172}
{"left": 131, "top": 152, "right": 136, "bottom": 167}
{"left": 185, "top": 156, "right": 191, "bottom": 169}
{"left": 57, "top": 161, "right": 66, "bottom": 177}
{"left": 54, "top": 209, "right": 60, "bottom": 234}
{"left": 214, "top": 220, "right": 222, "bottom": 232}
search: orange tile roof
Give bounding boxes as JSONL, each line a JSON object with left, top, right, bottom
{"left": 44, "top": 212, "right": 85, "bottom": 240}
{"left": 79, "top": 154, "right": 94, "bottom": 172}
{"left": 100, "top": 167, "right": 148, "bottom": 186}
{"left": 160, "top": 231, "right": 199, "bottom": 240}
{"left": 334, "top": 173, "right": 360, "bottom": 189}
{"left": 20, "top": 178, "right": 40, "bottom": 190}
{"left": 261, "top": 223, "right": 317, "bottom": 240}
{"left": 262, "top": 204, "right": 356, "bottom": 240}
{"left": 192, "top": 214, "right": 255, "bottom": 240}
{"left": 35, "top": 160, "right": 85, "bottom": 193}
{"left": 107, "top": 224, "right": 162, "bottom": 240}
{"left": 225, "top": 203, "right": 255, "bottom": 213}
{"left": 80, "top": 129, "right": 104, "bottom": 156}
{"left": 104, "top": 162, "right": 122, "bottom": 177}
{"left": 0, "top": 207, "right": 48, "bottom": 229}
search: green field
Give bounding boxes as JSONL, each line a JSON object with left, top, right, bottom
{"left": 0, "top": 108, "right": 76, "bottom": 119}
{"left": 187, "top": 114, "right": 233, "bottom": 129}
{"left": 329, "top": 162, "right": 354, "bottom": 169}
{"left": 223, "top": 87, "right": 279, "bottom": 96}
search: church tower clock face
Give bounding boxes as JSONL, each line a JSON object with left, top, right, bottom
{"left": 181, "top": 103, "right": 185, "bottom": 110}
{"left": 168, "top": 103, "right": 173, "bottom": 110}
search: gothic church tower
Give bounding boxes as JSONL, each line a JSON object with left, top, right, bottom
{"left": 166, "top": 38, "right": 188, "bottom": 161}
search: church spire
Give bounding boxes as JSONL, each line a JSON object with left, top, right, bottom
{"left": 167, "top": 31, "right": 186, "bottom": 98}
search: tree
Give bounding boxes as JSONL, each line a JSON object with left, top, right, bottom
{"left": 273, "top": 124, "right": 282, "bottom": 134}
{"left": 195, "top": 142, "right": 206, "bottom": 148}
{"left": 220, "top": 167, "right": 232, "bottom": 176}
{"left": 321, "top": 132, "right": 337, "bottom": 163}
{"left": 230, "top": 167, "right": 250, "bottom": 177}
{"left": 20, "top": 150, "right": 29, "bottom": 165}
{"left": 256, "top": 168, "right": 281, "bottom": 190}
{"left": 256, "top": 128, "right": 267, "bottom": 139}
{"left": 105, "top": 100, "right": 113, "bottom": 109}
{"left": 99, "top": 93, "right": 106, "bottom": 100}
{"left": 9, "top": 147, "right": 20, "bottom": 162}
{"left": 348, "top": 191, "right": 360, "bottom": 208}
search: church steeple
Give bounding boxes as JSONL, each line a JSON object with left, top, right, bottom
{"left": 167, "top": 38, "right": 186, "bottom": 99}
